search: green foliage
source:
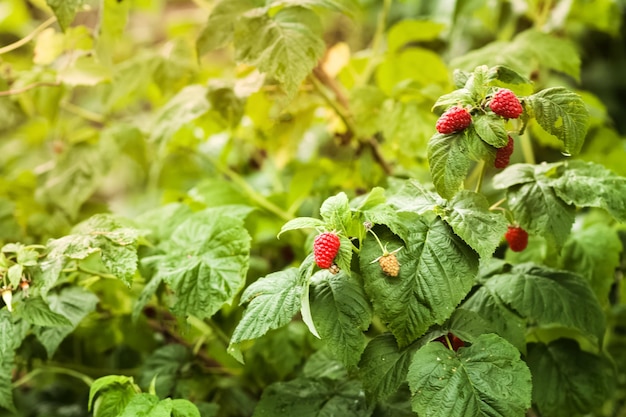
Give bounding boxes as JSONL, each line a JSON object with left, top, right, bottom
{"left": 1, "top": 0, "right": 625, "bottom": 416}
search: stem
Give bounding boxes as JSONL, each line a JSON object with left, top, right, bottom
{"left": 61, "top": 101, "right": 106, "bottom": 124}
{"left": 520, "top": 134, "right": 536, "bottom": 164}
{"left": 310, "top": 74, "right": 356, "bottom": 135}
{"left": 13, "top": 366, "right": 94, "bottom": 388}
{"left": 187, "top": 315, "right": 230, "bottom": 347}
{"left": 0, "top": 16, "right": 57, "bottom": 55}
{"left": 474, "top": 160, "right": 487, "bottom": 194}
{"left": 0, "top": 82, "right": 61, "bottom": 97}
{"left": 358, "top": 0, "right": 392, "bottom": 86}
{"left": 76, "top": 266, "right": 118, "bottom": 280}
{"left": 367, "top": 229, "right": 387, "bottom": 254}
{"left": 444, "top": 334, "right": 454, "bottom": 351}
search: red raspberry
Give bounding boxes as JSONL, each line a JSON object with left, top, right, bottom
{"left": 313, "top": 232, "right": 341, "bottom": 269}
{"left": 504, "top": 226, "right": 528, "bottom": 252}
{"left": 494, "top": 135, "right": 514, "bottom": 169}
{"left": 435, "top": 333, "right": 465, "bottom": 351}
{"left": 435, "top": 106, "right": 472, "bottom": 134}
{"left": 490, "top": 89, "right": 523, "bottom": 119}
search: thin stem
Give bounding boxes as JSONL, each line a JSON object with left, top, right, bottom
{"left": 357, "top": 0, "right": 392, "bottom": 86}
{"left": 187, "top": 315, "right": 230, "bottom": 347}
{"left": 520, "top": 134, "right": 536, "bottom": 164}
{"left": 474, "top": 160, "right": 487, "bottom": 194}
{"left": 76, "top": 266, "right": 118, "bottom": 280}
{"left": 61, "top": 101, "right": 105, "bottom": 124}
{"left": 0, "top": 82, "right": 61, "bottom": 97}
{"left": 0, "top": 16, "right": 57, "bottom": 55}
{"left": 310, "top": 74, "right": 356, "bottom": 134}
{"left": 444, "top": 334, "right": 454, "bottom": 351}
{"left": 367, "top": 229, "right": 387, "bottom": 254}
{"left": 488, "top": 197, "right": 507, "bottom": 211}
{"left": 13, "top": 366, "right": 94, "bottom": 388}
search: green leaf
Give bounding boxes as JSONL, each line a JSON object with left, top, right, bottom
{"left": 89, "top": 375, "right": 139, "bottom": 411}
{"left": 387, "top": 19, "right": 445, "bottom": 52}
{"left": 278, "top": 217, "right": 325, "bottom": 237}
{"left": 148, "top": 85, "right": 211, "bottom": 144}
{"left": 527, "top": 340, "right": 615, "bottom": 417}
{"left": 358, "top": 333, "right": 420, "bottom": 401}
{"left": 376, "top": 48, "right": 449, "bottom": 96}
{"left": 472, "top": 114, "right": 509, "bottom": 148}
{"left": 349, "top": 86, "right": 386, "bottom": 137}
{"left": 0, "top": 359, "right": 15, "bottom": 413}
{"left": 17, "top": 297, "right": 72, "bottom": 327}
{"left": 527, "top": 87, "right": 589, "bottom": 156}
{"left": 319, "top": 192, "right": 352, "bottom": 234}
{"left": 234, "top": 7, "right": 325, "bottom": 97}
{"left": 310, "top": 270, "right": 372, "bottom": 367}
{"left": 427, "top": 132, "right": 473, "bottom": 200}
{"left": 493, "top": 164, "right": 575, "bottom": 247}
{"left": 303, "top": 349, "right": 348, "bottom": 381}
{"left": 431, "top": 88, "right": 474, "bottom": 115}
{"left": 270, "top": 0, "right": 359, "bottom": 15}
{"left": 407, "top": 333, "right": 531, "bottom": 417}
{"left": 560, "top": 224, "right": 622, "bottom": 305}
{"left": 46, "top": 0, "right": 84, "bottom": 30}
{"left": 131, "top": 275, "right": 163, "bottom": 323}
{"left": 6, "top": 264, "right": 22, "bottom": 289}
{"left": 514, "top": 30, "right": 581, "bottom": 81}
{"left": 483, "top": 263, "right": 606, "bottom": 347}
{"left": 438, "top": 191, "right": 509, "bottom": 258}
{"left": 252, "top": 377, "right": 368, "bottom": 417}
{"left": 57, "top": 55, "right": 112, "bottom": 86}
{"left": 0, "top": 311, "right": 15, "bottom": 359}
{"left": 550, "top": 160, "right": 626, "bottom": 221}
{"left": 155, "top": 210, "right": 251, "bottom": 319}
{"left": 487, "top": 65, "right": 533, "bottom": 94}
{"left": 171, "top": 399, "right": 202, "bottom": 417}
{"left": 230, "top": 268, "right": 302, "bottom": 345}
{"left": 138, "top": 344, "right": 190, "bottom": 398}
{"left": 118, "top": 393, "right": 171, "bottom": 417}
{"left": 34, "top": 286, "right": 99, "bottom": 357}
{"left": 136, "top": 203, "right": 193, "bottom": 244}
{"left": 196, "top": 0, "right": 255, "bottom": 54}
{"left": 360, "top": 216, "right": 479, "bottom": 346}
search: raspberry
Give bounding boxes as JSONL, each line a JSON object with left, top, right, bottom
{"left": 379, "top": 253, "right": 400, "bottom": 277}
{"left": 313, "top": 232, "right": 340, "bottom": 269}
{"left": 490, "top": 89, "right": 523, "bottom": 119}
{"left": 436, "top": 106, "right": 472, "bottom": 134}
{"left": 435, "top": 333, "right": 464, "bottom": 351}
{"left": 494, "top": 135, "right": 514, "bottom": 169}
{"left": 504, "top": 226, "right": 529, "bottom": 252}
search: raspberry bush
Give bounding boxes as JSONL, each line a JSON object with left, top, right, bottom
{"left": 0, "top": 1, "right": 625, "bottom": 417}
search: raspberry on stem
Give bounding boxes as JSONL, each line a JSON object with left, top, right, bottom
{"left": 494, "top": 135, "right": 515, "bottom": 169}
{"left": 490, "top": 88, "right": 523, "bottom": 119}
{"left": 313, "top": 232, "right": 341, "bottom": 269}
{"left": 365, "top": 222, "right": 402, "bottom": 277}
{"left": 436, "top": 106, "right": 472, "bottom": 134}
{"left": 505, "top": 225, "right": 529, "bottom": 252}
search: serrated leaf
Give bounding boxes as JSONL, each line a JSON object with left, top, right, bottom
{"left": 155, "top": 210, "right": 251, "bottom": 319}
{"left": 303, "top": 349, "right": 348, "bottom": 381}
{"left": 0, "top": 311, "right": 15, "bottom": 359}
{"left": 310, "top": 270, "right": 372, "bottom": 367}
{"left": 493, "top": 164, "right": 575, "bottom": 247}
{"left": 171, "top": 399, "right": 202, "bottom": 417}
{"left": 196, "top": 0, "right": 255, "bottom": 54}
{"left": 407, "top": 333, "right": 531, "bottom": 417}
{"left": 149, "top": 85, "right": 211, "bottom": 144}
{"left": 527, "top": 340, "right": 615, "bottom": 417}
{"left": 270, "top": 0, "right": 359, "bottom": 15}
{"left": 136, "top": 203, "right": 193, "bottom": 244}
{"left": 320, "top": 192, "right": 352, "bottom": 234}
{"left": 484, "top": 263, "right": 605, "bottom": 346}
{"left": 0, "top": 359, "right": 15, "bottom": 413}
{"left": 118, "top": 393, "right": 170, "bottom": 417}
{"left": 527, "top": 87, "right": 589, "bottom": 156}
{"left": 139, "top": 345, "right": 190, "bottom": 398}
{"left": 358, "top": 333, "right": 420, "bottom": 401}
{"left": 230, "top": 268, "right": 302, "bottom": 345}
{"left": 46, "top": 0, "right": 84, "bottom": 30}
{"left": 431, "top": 89, "right": 474, "bottom": 114}
{"left": 131, "top": 275, "right": 163, "bottom": 323}
{"left": 234, "top": 7, "right": 325, "bottom": 97}
{"left": 89, "top": 375, "right": 138, "bottom": 411}
{"left": 551, "top": 160, "right": 626, "bottom": 221}
{"left": 487, "top": 65, "right": 532, "bottom": 90}
{"left": 515, "top": 30, "right": 581, "bottom": 81}
{"left": 560, "top": 224, "right": 622, "bottom": 305}
{"left": 6, "top": 264, "right": 22, "bottom": 289}
{"left": 17, "top": 297, "right": 72, "bottom": 327}
{"left": 438, "top": 191, "right": 509, "bottom": 258}
{"left": 387, "top": 19, "right": 445, "bottom": 52}
{"left": 360, "top": 216, "right": 479, "bottom": 346}
{"left": 472, "top": 114, "right": 509, "bottom": 148}
{"left": 252, "top": 378, "right": 367, "bottom": 417}
{"left": 278, "top": 217, "right": 325, "bottom": 237}
{"left": 427, "top": 132, "right": 473, "bottom": 200}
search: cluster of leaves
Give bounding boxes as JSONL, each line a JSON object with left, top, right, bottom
{"left": 0, "top": 0, "right": 625, "bottom": 417}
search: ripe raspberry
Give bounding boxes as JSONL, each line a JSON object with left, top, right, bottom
{"left": 436, "top": 106, "right": 472, "bottom": 134}
{"left": 504, "top": 226, "right": 529, "bottom": 252}
{"left": 490, "top": 89, "right": 523, "bottom": 119}
{"left": 313, "top": 232, "right": 341, "bottom": 269}
{"left": 379, "top": 253, "right": 400, "bottom": 277}
{"left": 494, "top": 135, "right": 515, "bottom": 169}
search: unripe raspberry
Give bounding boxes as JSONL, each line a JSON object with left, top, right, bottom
{"left": 504, "top": 226, "right": 528, "bottom": 252}
{"left": 490, "top": 89, "right": 523, "bottom": 119}
{"left": 313, "top": 232, "right": 341, "bottom": 269}
{"left": 379, "top": 253, "right": 400, "bottom": 277}
{"left": 494, "top": 135, "right": 515, "bottom": 169}
{"left": 436, "top": 106, "right": 472, "bottom": 134}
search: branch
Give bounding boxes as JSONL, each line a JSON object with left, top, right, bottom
{"left": 0, "top": 16, "right": 57, "bottom": 55}
{"left": 0, "top": 82, "right": 61, "bottom": 97}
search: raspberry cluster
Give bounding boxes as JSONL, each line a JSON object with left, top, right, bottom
{"left": 490, "top": 88, "right": 523, "bottom": 119}
{"left": 504, "top": 225, "right": 528, "bottom": 252}
{"left": 494, "top": 135, "right": 515, "bottom": 169}
{"left": 313, "top": 232, "right": 341, "bottom": 269}
{"left": 435, "top": 106, "right": 472, "bottom": 134}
